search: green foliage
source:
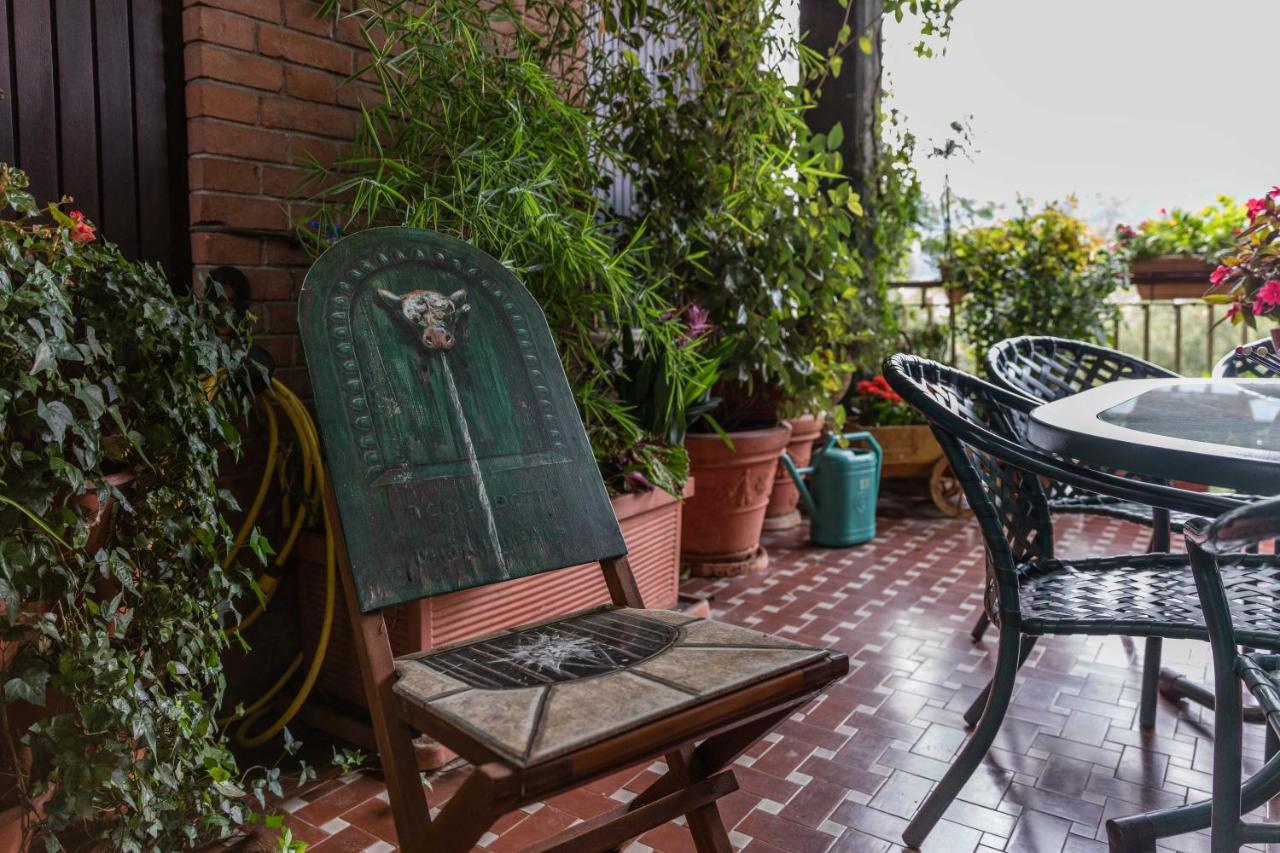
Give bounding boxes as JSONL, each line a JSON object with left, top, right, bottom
{"left": 884, "top": 0, "right": 963, "bottom": 57}
{"left": 942, "top": 200, "right": 1120, "bottom": 358}
{"left": 1114, "top": 196, "right": 1247, "bottom": 263}
{"left": 306, "top": 0, "right": 710, "bottom": 495}
{"left": 0, "top": 165, "right": 263, "bottom": 848}
{"left": 594, "top": 0, "right": 867, "bottom": 426}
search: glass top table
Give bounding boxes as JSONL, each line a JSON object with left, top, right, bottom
{"left": 1027, "top": 378, "right": 1280, "bottom": 493}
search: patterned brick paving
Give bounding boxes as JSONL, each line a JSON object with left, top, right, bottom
{"left": 229, "top": 501, "right": 1280, "bottom": 852}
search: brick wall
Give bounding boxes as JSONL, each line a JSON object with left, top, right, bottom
{"left": 182, "top": 0, "right": 371, "bottom": 395}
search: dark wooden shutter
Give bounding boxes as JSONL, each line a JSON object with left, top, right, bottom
{"left": 0, "top": 0, "right": 188, "bottom": 278}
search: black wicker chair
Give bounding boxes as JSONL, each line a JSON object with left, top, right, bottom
{"left": 1182, "top": 496, "right": 1280, "bottom": 852}
{"left": 1213, "top": 336, "right": 1280, "bottom": 378}
{"left": 984, "top": 335, "right": 1193, "bottom": 535}
{"left": 882, "top": 355, "right": 1280, "bottom": 849}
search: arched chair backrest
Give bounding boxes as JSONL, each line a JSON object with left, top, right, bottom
{"left": 298, "top": 227, "right": 625, "bottom": 612}
{"left": 1212, "top": 337, "right": 1280, "bottom": 379}
{"left": 984, "top": 336, "right": 1178, "bottom": 403}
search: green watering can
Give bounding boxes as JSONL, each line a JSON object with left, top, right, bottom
{"left": 780, "top": 431, "right": 882, "bottom": 548}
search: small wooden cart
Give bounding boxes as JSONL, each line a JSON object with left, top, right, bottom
{"left": 861, "top": 424, "right": 970, "bottom": 517}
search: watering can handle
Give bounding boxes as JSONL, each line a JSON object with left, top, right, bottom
{"left": 822, "top": 431, "right": 883, "bottom": 479}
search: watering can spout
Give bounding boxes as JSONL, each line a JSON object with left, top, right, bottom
{"left": 780, "top": 452, "right": 818, "bottom": 515}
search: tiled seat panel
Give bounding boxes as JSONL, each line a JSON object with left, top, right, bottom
{"left": 392, "top": 608, "right": 827, "bottom": 767}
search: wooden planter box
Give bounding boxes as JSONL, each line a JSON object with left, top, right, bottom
{"left": 866, "top": 423, "right": 942, "bottom": 479}
{"left": 1130, "top": 255, "right": 1215, "bottom": 300}
{"left": 297, "top": 481, "right": 692, "bottom": 708}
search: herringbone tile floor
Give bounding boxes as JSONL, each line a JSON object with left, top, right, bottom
{"left": 239, "top": 499, "right": 1280, "bottom": 852}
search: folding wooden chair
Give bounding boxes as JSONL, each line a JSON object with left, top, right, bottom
{"left": 297, "top": 227, "right": 848, "bottom": 852}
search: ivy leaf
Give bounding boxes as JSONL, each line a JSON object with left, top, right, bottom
{"left": 29, "top": 341, "right": 55, "bottom": 376}
{"left": 37, "top": 400, "right": 74, "bottom": 444}
{"left": 4, "top": 666, "right": 49, "bottom": 706}
{"left": 74, "top": 383, "right": 107, "bottom": 422}
{"left": 827, "top": 122, "right": 844, "bottom": 151}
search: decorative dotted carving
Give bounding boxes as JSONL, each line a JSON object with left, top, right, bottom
{"left": 324, "top": 247, "right": 571, "bottom": 479}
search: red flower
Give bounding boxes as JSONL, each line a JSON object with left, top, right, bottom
{"left": 1269, "top": 186, "right": 1280, "bottom": 199}
{"left": 1247, "top": 197, "right": 1267, "bottom": 220}
{"left": 1159, "top": 208, "right": 1167, "bottom": 215}
{"left": 1226, "top": 303, "right": 1242, "bottom": 322}
{"left": 1210, "top": 264, "right": 1231, "bottom": 285}
{"left": 69, "top": 210, "right": 95, "bottom": 243}
{"left": 1251, "top": 279, "right": 1280, "bottom": 317}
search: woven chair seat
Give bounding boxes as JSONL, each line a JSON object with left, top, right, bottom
{"left": 1018, "top": 554, "right": 1280, "bottom": 646}
{"left": 1048, "top": 494, "right": 1193, "bottom": 533}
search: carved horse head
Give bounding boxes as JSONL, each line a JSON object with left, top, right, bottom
{"left": 376, "top": 288, "right": 470, "bottom": 352}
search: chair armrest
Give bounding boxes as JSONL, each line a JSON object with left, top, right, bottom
{"left": 1198, "top": 494, "right": 1280, "bottom": 555}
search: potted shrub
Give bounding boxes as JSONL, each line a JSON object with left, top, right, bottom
{"left": 593, "top": 0, "right": 867, "bottom": 575}
{"left": 1114, "top": 197, "right": 1246, "bottom": 299}
{"left": 1205, "top": 187, "right": 1280, "bottom": 337}
{"left": 0, "top": 165, "right": 265, "bottom": 848}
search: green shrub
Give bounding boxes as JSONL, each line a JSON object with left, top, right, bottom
{"left": 0, "top": 165, "right": 265, "bottom": 848}
{"left": 944, "top": 200, "right": 1120, "bottom": 359}
{"left": 1115, "top": 196, "right": 1247, "bottom": 263}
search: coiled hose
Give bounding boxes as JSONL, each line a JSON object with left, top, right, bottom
{"left": 216, "top": 377, "right": 336, "bottom": 748}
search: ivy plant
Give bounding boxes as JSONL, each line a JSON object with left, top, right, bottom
{"left": 0, "top": 165, "right": 269, "bottom": 849}
{"left": 307, "top": 0, "right": 713, "bottom": 495}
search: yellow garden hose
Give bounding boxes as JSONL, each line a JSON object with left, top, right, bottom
{"left": 215, "top": 377, "right": 337, "bottom": 749}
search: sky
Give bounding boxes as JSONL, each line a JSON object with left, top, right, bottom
{"left": 882, "top": 0, "right": 1280, "bottom": 236}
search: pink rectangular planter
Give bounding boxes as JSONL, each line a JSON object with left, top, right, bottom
{"left": 298, "top": 481, "right": 692, "bottom": 707}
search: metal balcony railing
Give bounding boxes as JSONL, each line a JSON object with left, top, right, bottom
{"left": 890, "top": 281, "right": 1254, "bottom": 377}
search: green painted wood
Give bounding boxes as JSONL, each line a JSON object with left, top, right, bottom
{"left": 298, "top": 228, "right": 626, "bottom": 612}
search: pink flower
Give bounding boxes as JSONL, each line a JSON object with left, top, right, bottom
{"left": 1251, "top": 279, "right": 1280, "bottom": 317}
{"left": 1247, "top": 197, "right": 1267, "bottom": 220}
{"left": 1269, "top": 186, "right": 1280, "bottom": 199}
{"left": 69, "top": 210, "right": 95, "bottom": 243}
{"left": 680, "top": 304, "right": 713, "bottom": 344}
{"left": 1210, "top": 264, "right": 1231, "bottom": 285}
{"left": 1159, "top": 208, "right": 1168, "bottom": 215}
{"left": 1226, "top": 303, "right": 1242, "bottom": 322}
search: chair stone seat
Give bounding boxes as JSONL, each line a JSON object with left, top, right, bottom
{"left": 1017, "top": 553, "right": 1280, "bottom": 645}
{"left": 392, "top": 607, "right": 828, "bottom": 767}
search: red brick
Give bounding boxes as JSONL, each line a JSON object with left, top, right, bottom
{"left": 261, "top": 164, "right": 311, "bottom": 199}
{"left": 335, "top": 81, "right": 380, "bottom": 111}
{"left": 183, "top": 6, "right": 256, "bottom": 51}
{"left": 283, "top": 0, "right": 334, "bottom": 37}
{"left": 186, "top": 0, "right": 282, "bottom": 23}
{"left": 288, "top": 136, "right": 344, "bottom": 168}
{"left": 284, "top": 66, "right": 337, "bottom": 103}
{"left": 191, "top": 232, "right": 261, "bottom": 266}
{"left": 252, "top": 268, "right": 303, "bottom": 301}
{"left": 185, "top": 43, "right": 284, "bottom": 91}
{"left": 272, "top": 365, "right": 311, "bottom": 395}
{"left": 189, "top": 156, "right": 259, "bottom": 194}
{"left": 263, "top": 301, "right": 302, "bottom": 334}
{"left": 189, "top": 118, "right": 289, "bottom": 163}
{"left": 186, "top": 80, "right": 259, "bottom": 123}
{"left": 261, "top": 97, "right": 354, "bottom": 138}
{"left": 259, "top": 27, "right": 353, "bottom": 75}
{"left": 264, "top": 236, "right": 313, "bottom": 266}
{"left": 253, "top": 335, "right": 300, "bottom": 368}
{"left": 191, "top": 192, "right": 290, "bottom": 232}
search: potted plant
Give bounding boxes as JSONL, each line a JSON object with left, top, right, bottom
{"left": 1205, "top": 187, "right": 1280, "bottom": 338}
{"left": 0, "top": 165, "right": 268, "bottom": 848}
{"left": 1114, "top": 197, "right": 1246, "bottom": 299}
{"left": 593, "top": 0, "right": 868, "bottom": 575}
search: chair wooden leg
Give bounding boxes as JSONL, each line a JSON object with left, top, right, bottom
{"left": 668, "top": 746, "right": 733, "bottom": 853}
{"left": 421, "top": 762, "right": 513, "bottom": 853}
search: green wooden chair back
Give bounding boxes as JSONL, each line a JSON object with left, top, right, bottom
{"left": 298, "top": 228, "right": 625, "bottom": 612}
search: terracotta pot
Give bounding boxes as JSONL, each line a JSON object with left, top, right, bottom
{"left": 764, "top": 414, "right": 825, "bottom": 530}
{"left": 681, "top": 424, "right": 792, "bottom": 577}
{"left": 297, "top": 481, "right": 693, "bottom": 716}
{"left": 72, "top": 470, "right": 134, "bottom": 557}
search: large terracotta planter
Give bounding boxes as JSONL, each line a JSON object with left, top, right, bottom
{"left": 764, "top": 414, "right": 825, "bottom": 530}
{"left": 681, "top": 424, "right": 792, "bottom": 577}
{"left": 298, "top": 481, "right": 692, "bottom": 709}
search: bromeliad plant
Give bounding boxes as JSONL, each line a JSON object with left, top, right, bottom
{"left": 0, "top": 165, "right": 267, "bottom": 849}
{"left": 307, "top": 0, "right": 712, "bottom": 496}
{"left": 1205, "top": 187, "right": 1280, "bottom": 327}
